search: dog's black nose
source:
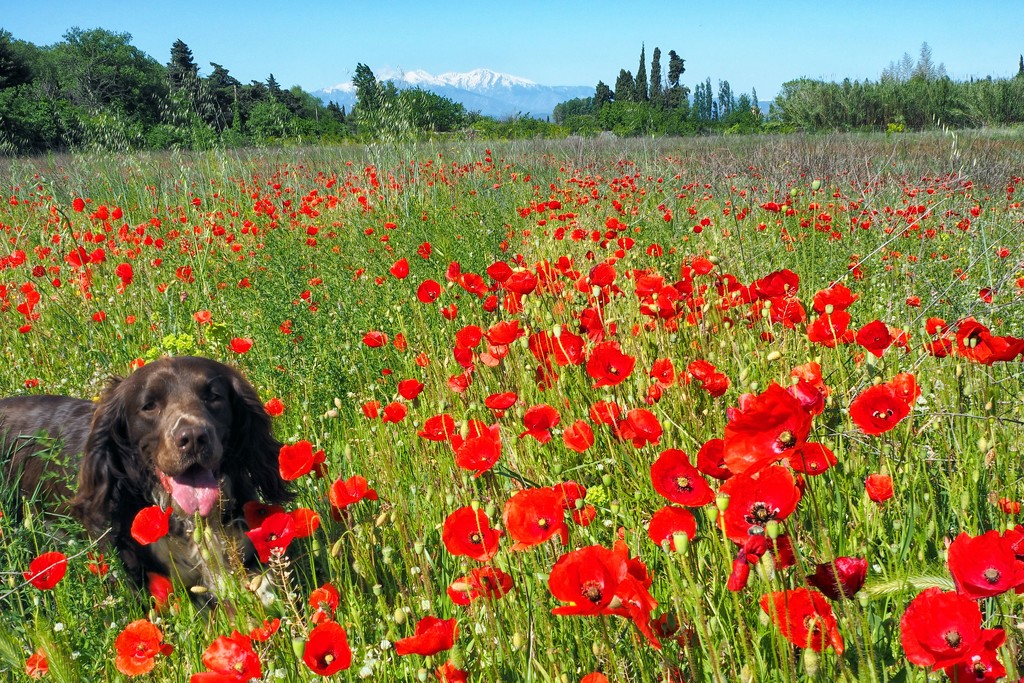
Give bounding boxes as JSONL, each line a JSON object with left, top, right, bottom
{"left": 175, "top": 425, "right": 210, "bottom": 454}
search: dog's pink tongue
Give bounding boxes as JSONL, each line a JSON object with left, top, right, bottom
{"left": 167, "top": 469, "right": 219, "bottom": 517}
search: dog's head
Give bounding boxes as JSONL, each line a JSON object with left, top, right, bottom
{"left": 71, "top": 356, "right": 291, "bottom": 536}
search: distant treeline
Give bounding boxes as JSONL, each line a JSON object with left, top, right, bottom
{"left": 556, "top": 43, "right": 1024, "bottom": 135}
{"left": 0, "top": 28, "right": 492, "bottom": 155}
{"left": 2, "top": 28, "right": 1022, "bottom": 155}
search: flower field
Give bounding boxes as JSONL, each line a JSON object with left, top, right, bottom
{"left": 1, "top": 133, "right": 1023, "bottom": 682}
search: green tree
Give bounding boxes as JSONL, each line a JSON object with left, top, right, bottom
{"left": 1018, "top": 55, "right": 1023, "bottom": 78}
{"left": 0, "top": 30, "right": 31, "bottom": 89}
{"left": 594, "top": 81, "right": 613, "bottom": 109}
{"left": 634, "top": 45, "right": 648, "bottom": 102}
{"left": 167, "top": 39, "right": 198, "bottom": 92}
{"left": 49, "top": 27, "right": 165, "bottom": 120}
{"left": 399, "top": 88, "right": 466, "bottom": 132}
{"left": 667, "top": 50, "right": 685, "bottom": 88}
{"left": 206, "top": 62, "right": 240, "bottom": 131}
{"left": 649, "top": 47, "right": 663, "bottom": 106}
{"left": 717, "top": 80, "right": 734, "bottom": 118}
{"left": 614, "top": 69, "right": 635, "bottom": 103}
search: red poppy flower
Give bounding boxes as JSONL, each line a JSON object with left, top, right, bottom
{"left": 647, "top": 506, "right": 697, "bottom": 551}
{"left": 548, "top": 545, "right": 629, "bottom": 615}
{"left": 24, "top": 552, "right": 67, "bottom": 590}
{"left": 562, "top": 420, "right": 595, "bottom": 453}
{"left": 535, "top": 329, "right": 586, "bottom": 366}
{"left": 278, "top": 440, "right": 324, "bottom": 481}
{"left": 900, "top": 587, "right": 984, "bottom": 670}
{"left": 865, "top": 473, "right": 894, "bottom": 503}
{"left": 760, "top": 588, "right": 844, "bottom": 654}
{"left": 649, "top": 358, "right": 676, "bottom": 386}
{"left": 519, "top": 403, "right": 560, "bottom": 443}
{"left": 394, "top": 616, "right": 459, "bottom": 657}
{"left": 719, "top": 465, "right": 802, "bottom": 544}
{"left": 589, "top": 400, "right": 621, "bottom": 425}
{"left": 503, "top": 487, "right": 569, "bottom": 551}
{"left": 309, "top": 581, "right": 341, "bottom": 615}
{"left": 849, "top": 383, "right": 910, "bottom": 435}
{"left": 381, "top": 401, "right": 408, "bottom": 423}
{"left": 418, "top": 413, "right": 456, "bottom": 441}
{"left": 417, "top": 279, "right": 442, "bottom": 303}
{"left": 147, "top": 572, "right": 175, "bottom": 609}
{"left": 246, "top": 511, "right": 296, "bottom": 562}
{"left": 806, "top": 557, "right": 868, "bottom": 600}
{"left": 956, "top": 317, "right": 1024, "bottom": 364}
{"left": 806, "top": 310, "right": 855, "bottom": 347}
{"left": 25, "top": 649, "right": 47, "bottom": 679}
{"left": 263, "top": 397, "right": 285, "bottom": 417}
{"left": 302, "top": 621, "right": 352, "bottom": 676}
{"left": 722, "top": 383, "right": 811, "bottom": 475}
{"left": 484, "top": 391, "right": 518, "bottom": 416}
{"left": 229, "top": 337, "right": 253, "bottom": 354}
{"left": 389, "top": 257, "right": 409, "bottom": 279}
{"left": 855, "top": 319, "right": 893, "bottom": 357}
{"left": 812, "top": 283, "right": 858, "bottom": 313}
{"left": 947, "top": 530, "right": 1024, "bottom": 600}
{"left": 787, "top": 442, "right": 837, "bottom": 475}
{"left": 615, "top": 408, "right": 663, "bottom": 448}
{"left": 486, "top": 320, "right": 524, "bottom": 346}
{"left": 788, "top": 361, "right": 829, "bottom": 416}
{"left": 435, "top": 660, "right": 469, "bottom": 683}
{"left": 754, "top": 269, "right": 799, "bottom": 299}
{"left": 328, "top": 475, "right": 378, "bottom": 515}
{"left": 650, "top": 448, "right": 715, "bottom": 506}
{"left": 889, "top": 372, "right": 921, "bottom": 406}
{"left": 453, "top": 428, "right": 501, "bottom": 477}
{"left": 131, "top": 506, "right": 173, "bottom": 545}
{"left": 191, "top": 631, "right": 262, "bottom": 682}
{"left": 941, "top": 629, "right": 1007, "bottom": 683}
{"left": 362, "top": 400, "right": 380, "bottom": 419}
{"left": 397, "top": 378, "right": 425, "bottom": 401}
{"left": 441, "top": 506, "right": 503, "bottom": 561}
{"left": 362, "top": 330, "right": 388, "bottom": 348}
{"left": 249, "top": 618, "right": 281, "bottom": 642}
{"left": 586, "top": 341, "right": 636, "bottom": 388}
{"left": 72, "top": 197, "right": 85, "bottom": 212}
{"left": 291, "top": 507, "right": 320, "bottom": 538}
{"left": 447, "top": 567, "right": 515, "bottom": 606}
{"left": 115, "top": 619, "right": 173, "bottom": 677}
{"left": 695, "top": 438, "right": 731, "bottom": 480}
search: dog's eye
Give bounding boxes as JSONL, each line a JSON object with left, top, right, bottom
{"left": 141, "top": 401, "right": 158, "bottom": 413}
{"left": 204, "top": 393, "right": 223, "bottom": 404}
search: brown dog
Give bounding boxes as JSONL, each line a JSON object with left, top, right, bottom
{"left": 0, "top": 356, "right": 291, "bottom": 600}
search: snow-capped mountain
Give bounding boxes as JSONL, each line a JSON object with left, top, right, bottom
{"left": 312, "top": 68, "right": 593, "bottom": 119}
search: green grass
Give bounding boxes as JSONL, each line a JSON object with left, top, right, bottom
{"left": 1, "top": 132, "right": 1023, "bottom": 682}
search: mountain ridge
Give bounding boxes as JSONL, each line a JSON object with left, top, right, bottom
{"left": 312, "top": 68, "right": 593, "bottom": 119}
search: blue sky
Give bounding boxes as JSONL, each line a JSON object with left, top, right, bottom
{"left": 3, "top": 1, "right": 1019, "bottom": 98}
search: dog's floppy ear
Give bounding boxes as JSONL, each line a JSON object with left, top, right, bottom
{"left": 70, "top": 377, "right": 134, "bottom": 535}
{"left": 223, "top": 367, "right": 293, "bottom": 507}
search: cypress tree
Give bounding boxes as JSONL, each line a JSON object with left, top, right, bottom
{"left": 634, "top": 44, "right": 648, "bottom": 101}
{"left": 649, "top": 47, "right": 663, "bottom": 106}
{"left": 594, "top": 81, "right": 613, "bottom": 109}
{"left": 614, "top": 69, "right": 635, "bottom": 103}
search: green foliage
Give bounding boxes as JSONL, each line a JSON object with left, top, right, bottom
{"left": 774, "top": 75, "right": 1024, "bottom": 131}
{"left": 613, "top": 68, "right": 634, "bottom": 103}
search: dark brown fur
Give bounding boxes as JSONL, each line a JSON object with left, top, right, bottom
{"left": 0, "top": 356, "right": 291, "bottom": 596}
